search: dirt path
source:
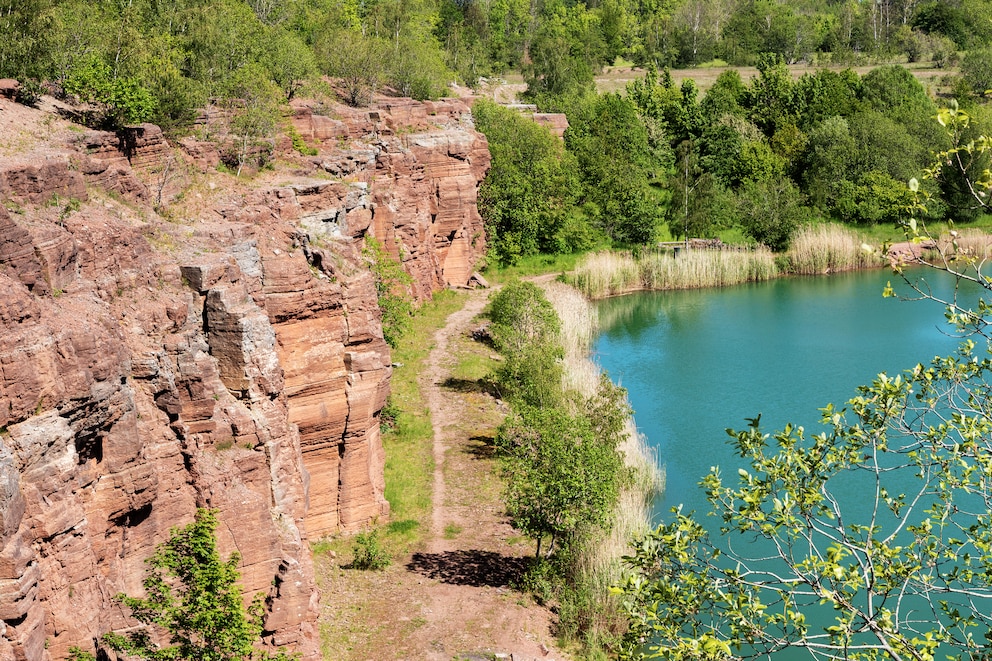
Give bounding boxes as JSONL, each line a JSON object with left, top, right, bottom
{"left": 411, "top": 287, "right": 568, "bottom": 660}
{"left": 318, "top": 288, "right": 568, "bottom": 661}
{"left": 424, "top": 291, "right": 488, "bottom": 550}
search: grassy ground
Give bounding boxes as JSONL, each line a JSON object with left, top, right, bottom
{"left": 310, "top": 291, "right": 466, "bottom": 566}
{"left": 482, "top": 252, "right": 584, "bottom": 283}
{"left": 382, "top": 289, "right": 468, "bottom": 552}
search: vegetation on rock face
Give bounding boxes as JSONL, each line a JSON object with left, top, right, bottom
{"left": 96, "top": 509, "right": 294, "bottom": 661}
{"left": 363, "top": 236, "right": 414, "bottom": 348}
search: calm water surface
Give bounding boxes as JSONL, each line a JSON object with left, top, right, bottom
{"left": 594, "top": 268, "right": 981, "bottom": 519}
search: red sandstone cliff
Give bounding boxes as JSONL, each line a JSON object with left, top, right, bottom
{"left": 0, "top": 93, "right": 489, "bottom": 660}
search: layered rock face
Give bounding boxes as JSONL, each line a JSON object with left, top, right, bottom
{"left": 0, "top": 92, "right": 489, "bottom": 660}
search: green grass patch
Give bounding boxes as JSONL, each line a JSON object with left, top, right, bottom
{"left": 443, "top": 523, "right": 463, "bottom": 539}
{"left": 856, "top": 215, "right": 992, "bottom": 246}
{"left": 714, "top": 226, "right": 753, "bottom": 245}
{"left": 382, "top": 289, "right": 466, "bottom": 551}
{"left": 450, "top": 350, "right": 496, "bottom": 383}
{"left": 483, "top": 252, "right": 583, "bottom": 283}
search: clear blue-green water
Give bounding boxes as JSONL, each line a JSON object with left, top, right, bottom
{"left": 593, "top": 267, "right": 987, "bottom": 658}
{"left": 594, "top": 268, "right": 979, "bottom": 520}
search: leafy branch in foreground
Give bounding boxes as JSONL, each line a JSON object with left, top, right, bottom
{"left": 619, "top": 345, "right": 992, "bottom": 661}
{"left": 617, "top": 107, "right": 992, "bottom": 661}
{"left": 103, "top": 508, "right": 295, "bottom": 661}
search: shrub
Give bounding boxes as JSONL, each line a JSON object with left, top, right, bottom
{"left": 352, "top": 529, "right": 391, "bottom": 570}
{"left": 101, "top": 509, "right": 294, "bottom": 661}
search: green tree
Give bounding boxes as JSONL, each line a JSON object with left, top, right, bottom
{"left": 103, "top": 509, "right": 292, "bottom": 661}
{"left": 619, "top": 342, "right": 992, "bottom": 661}
{"left": 487, "top": 281, "right": 563, "bottom": 408}
{"left": 567, "top": 93, "right": 669, "bottom": 245}
{"left": 386, "top": 34, "right": 452, "bottom": 100}
{"left": 315, "top": 28, "right": 388, "bottom": 107}
{"left": 523, "top": 2, "right": 601, "bottom": 107}
{"left": 63, "top": 55, "right": 157, "bottom": 128}
{"left": 961, "top": 48, "right": 992, "bottom": 98}
{"left": 666, "top": 140, "right": 722, "bottom": 240}
{"left": 223, "top": 63, "right": 282, "bottom": 176}
{"left": 736, "top": 174, "right": 808, "bottom": 251}
{"left": 263, "top": 26, "right": 317, "bottom": 100}
{"left": 497, "top": 395, "right": 626, "bottom": 559}
{"left": 474, "top": 99, "right": 585, "bottom": 265}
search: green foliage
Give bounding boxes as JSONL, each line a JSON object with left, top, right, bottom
{"left": 64, "top": 56, "right": 156, "bottom": 128}
{"left": 496, "top": 396, "right": 625, "bottom": 559}
{"left": 961, "top": 48, "right": 992, "bottom": 98}
{"left": 387, "top": 35, "right": 453, "bottom": 101}
{"left": 287, "top": 123, "right": 318, "bottom": 156}
{"left": 567, "top": 92, "right": 668, "bottom": 246}
{"left": 103, "top": 509, "right": 293, "bottom": 661}
{"left": 487, "top": 281, "right": 563, "bottom": 407}
{"left": 362, "top": 236, "right": 414, "bottom": 348}
{"left": 523, "top": 2, "right": 601, "bottom": 106}
{"left": 666, "top": 140, "right": 726, "bottom": 240}
{"left": 263, "top": 26, "right": 318, "bottom": 100}
{"left": 315, "top": 28, "right": 387, "bottom": 107}
{"left": 351, "top": 529, "right": 391, "bottom": 570}
{"left": 222, "top": 63, "right": 282, "bottom": 176}
{"left": 473, "top": 99, "right": 585, "bottom": 265}
{"left": 737, "top": 175, "right": 808, "bottom": 251}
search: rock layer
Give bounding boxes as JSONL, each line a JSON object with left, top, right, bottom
{"left": 0, "top": 92, "right": 490, "bottom": 660}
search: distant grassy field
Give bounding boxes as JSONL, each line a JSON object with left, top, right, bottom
{"left": 596, "top": 60, "right": 954, "bottom": 95}
{"left": 492, "top": 60, "right": 956, "bottom": 101}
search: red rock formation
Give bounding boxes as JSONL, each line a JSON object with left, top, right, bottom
{"left": 0, "top": 90, "right": 490, "bottom": 659}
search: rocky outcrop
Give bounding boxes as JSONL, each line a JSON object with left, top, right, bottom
{"left": 293, "top": 97, "right": 491, "bottom": 299}
{"left": 0, "top": 91, "right": 491, "bottom": 659}
{"left": 0, "top": 200, "right": 319, "bottom": 660}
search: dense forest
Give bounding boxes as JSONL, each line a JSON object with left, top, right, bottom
{"left": 4, "top": 0, "right": 992, "bottom": 260}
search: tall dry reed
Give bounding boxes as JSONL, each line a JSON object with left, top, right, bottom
{"left": 945, "top": 228, "right": 992, "bottom": 262}
{"left": 639, "top": 247, "right": 777, "bottom": 290}
{"left": 568, "top": 248, "right": 777, "bottom": 298}
{"left": 543, "top": 280, "right": 664, "bottom": 645}
{"left": 567, "top": 251, "right": 640, "bottom": 298}
{"left": 787, "top": 223, "right": 882, "bottom": 274}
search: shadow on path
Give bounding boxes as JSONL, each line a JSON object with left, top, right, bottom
{"left": 407, "top": 550, "right": 529, "bottom": 588}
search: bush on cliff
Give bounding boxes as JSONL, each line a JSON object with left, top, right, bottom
{"left": 99, "top": 509, "right": 296, "bottom": 661}
{"left": 363, "top": 236, "right": 414, "bottom": 348}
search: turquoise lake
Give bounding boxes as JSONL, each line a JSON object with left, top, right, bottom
{"left": 593, "top": 267, "right": 982, "bottom": 521}
{"left": 593, "top": 266, "right": 989, "bottom": 657}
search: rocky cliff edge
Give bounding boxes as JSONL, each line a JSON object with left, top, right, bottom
{"left": 0, "top": 92, "right": 490, "bottom": 659}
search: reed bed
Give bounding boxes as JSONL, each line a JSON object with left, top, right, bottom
{"left": 945, "top": 228, "right": 992, "bottom": 262}
{"left": 639, "top": 247, "right": 777, "bottom": 290}
{"left": 568, "top": 247, "right": 778, "bottom": 298}
{"left": 543, "top": 281, "right": 598, "bottom": 358}
{"left": 567, "top": 251, "right": 640, "bottom": 298}
{"left": 787, "top": 223, "right": 883, "bottom": 274}
{"left": 543, "top": 280, "right": 664, "bottom": 647}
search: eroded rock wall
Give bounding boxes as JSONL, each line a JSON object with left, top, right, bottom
{"left": 0, "top": 92, "right": 490, "bottom": 659}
